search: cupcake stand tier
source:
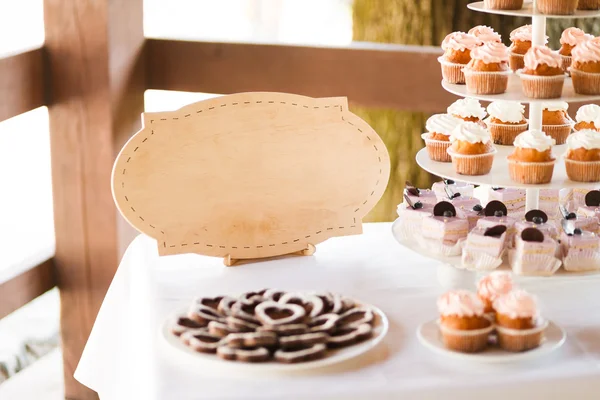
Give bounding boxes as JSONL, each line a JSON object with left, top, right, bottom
{"left": 393, "top": 0, "right": 600, "bottom": 282}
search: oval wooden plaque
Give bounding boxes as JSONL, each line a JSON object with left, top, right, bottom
{"left": 112, "top": 92, "right": 390, "bottom": 260}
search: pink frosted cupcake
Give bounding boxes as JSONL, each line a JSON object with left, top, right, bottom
{"left": 519, "top": 46, "right": 565, "bottom": 99}
{"left": 571, "top": 38, "right": 600, "bottom": 95}
{"left": 509, "top": 25, "right": 548, "bottom": 72}
{"left": 493, "top": 290, "right": 547, "bottom": 352}
{"left": 439, "top": 32, "right": 482, "bottom": 84}
{"left": 437, "top": 290, "right": 493, "bottom": 353}
{"left": 463, "top": 42, "right": 511, "bottom": 95}
{"left": 476, "top": 271, "right": 514, "bottom": 314}
{"left": 558, "top": 27, "right": 593, "bottom": 74}
{"left": 468, "top": 26, "right": 502, "bottom": 44}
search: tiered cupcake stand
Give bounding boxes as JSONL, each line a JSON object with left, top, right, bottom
{"left": 393, "top": 0, "right": 600, "bottom": 284}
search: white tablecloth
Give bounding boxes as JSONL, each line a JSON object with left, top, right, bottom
{"left": 74, "top": 223, "right": 600, "bottom": 400}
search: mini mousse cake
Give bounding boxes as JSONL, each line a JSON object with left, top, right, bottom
{"left": 437, "top": 290, "right": 493, "bottom": 353}
{"left": 423, "top": 114, "right": 463, "bottom": 162}
{"left": 507, "top": 129, "right": 556, "bottom": 184}
{"left": 509, "top": 25, "right": 548, "bottom": 71}
{"left": 404, "top": 181, "right": 437, "bottom": 206}
{"left": 539, "top": 189, "right": 560, "bottom": 219}
{"left": 468, "top": 26, "right": 502, "bottom": 44}
{"left": 515, "top": 210, "right": 559, "bottom": 241}
{"left": 421, "top": 201, "right": 470, "bottom": 245}
{"left": 510, "top": 228, "right": 561, "bottom": 276}
{"left": 463, "top": 41, "right": 511, "bottom": 95}
{"left": 476, "top": 200, "right": 517, "bottom": 246}
{"left": 520, "top": 45, "right": 565, "bottom": 99}
{"left": 493, "top": 290, "right": 546, "bottom": 352}
{"left": 489, "top": 187, "right": 526, "bottom": 214}
{"left": 564, "top": 129, "right": 600, "bottom": 182}
{"left": 541, "top": 102, "right": 574, "bottom": 144}
{"left": 448, "top": 122, "right": 496, "bottom": 176}
{"left": 560, "top": 226, "right": 600, "bottom": 272}
{"left": 558, "top": 27, "right": 593, "bottom": 73}
{"left": 432, "top": 179, "right": 475, "bottom": 200}
{"left": 456, "top": 203, "right": 485, "bottom": 230}
{"left": 560, "top": 205, "right": 600, "bottom": 234}
{"left": 447, "top": 98, "right": 487, "bottom": 125}
{"left": 462, "top": 225, "right": 508, "bottom": 270}
{"left": 476, "top": 271, "right": 514, "bottom": 313}
{"left": 396, "top": 194, "right": 434, "bottom": 240}
{"left": 574, "top": 104, "right": 600, "bottom": 131}
{"left": 439, "top": 32, "right": 482, "bottom": 84}
{"left": 571, "top": 38, "right": 600, "bottom": 95}
{"left": 485, "top": 101, "right": 528, "bottom": 145}
{"left": 577, "top": 190, "right": 600, "bottom": 221}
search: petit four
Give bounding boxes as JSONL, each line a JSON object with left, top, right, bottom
{"left": 476, "top": 200, "right": 517, "bottom": 246}
{"left": 576, "top": 190, "right": 600, "bottom": 221}
{"left": 404, "top": 181, "right": 437, "bottom": 206}
{"left": 560, "top": 204, "right": 599, "bottom": 234}
{"left": 456, "top": 203, "right": 485, "bottom": 230}
{"left": 510, "top": 228, "right": 561, "bottom": 276}
{"left": 462, "top": 225, "right": 507, "bottom": 270}
{"left": 396, "top": 194, "right": 434, "bottom": 240}
{"left": 560, "top": 223, "right": 600, "bottom": 272}
{"left": 432, "top": 179, "right": 475, "bottom": 199}
{"left": 420, "top": 202, "right": 469, "bottom": 255}
{"left": 539, "top": 189, "right": 560, "bottom": 219}
{"left": 493, "top": 290, "right": 546, "bottom": 352}
{"left": 515, "top": 210, "right": 559, "bottom": 241}
{"left": 488, "top": 187, "right": 525, "bottom": 214}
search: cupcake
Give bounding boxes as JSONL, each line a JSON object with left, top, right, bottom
{"left": 437, "top": 290, "right": 493, "bottom": 353}
{"left": 519, "top": 46, "right": 565, "bottom": 99}
{"left": 439, "top": 32, "right": 482, "bottom": 84}
{"left": 486, "top": 101, "right": 527, "bottom": 145}
{"left": 447, "top": 98, "right": 487, "bottom": 125}
{"left": 448, "top": 122, "right": 496, "bottom": 175}
{"left": 565, "top": 129, "right": 600, "bottom": 182}
{"left": 494, "top": 290, "right": 546, "bottom": 352}
{"left": 483, "top": 0, "right": 524, "bottom": 10}
{"left": 574, "top": 104, "right": 600, "bottom": 131}
{"left": 468, "top": 26, "right": 502, "bottom": 44}
{"left": 571, "top": 38, "right": 600, "bottom": 95}
{"left": 422, "top": 114, "right": 463, "bottom": 162}
{"left": 537, "top": 0, "right": 578, "bottom": 14}
{"left": 477, "top": 271, "right": 514, "bottom": 313}
{"left": 509, "top": 25, "right": 547, "bottom": 72}
{"left": 508, "top": 129, "right": 556, "bottom": 184}
{"left": 463, "top": 42, "right": 511, "bottom": 95}
{"left": 541, "top": 102, "right": 574, "bottom": 144}
{"left": 578, "top": 0, "right": 600, "bottom": 10}
{"left": 558, "top": 27, "right": 593, "bottom": 74}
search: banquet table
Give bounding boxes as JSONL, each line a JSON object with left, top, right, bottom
{"left": 74, "top": 223, "right": 600, "bottom": 400}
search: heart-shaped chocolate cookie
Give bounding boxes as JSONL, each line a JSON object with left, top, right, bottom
{"left": 279, "top": 332, "right": 329, "bottom": 349}
{"left": 255, "top": 301, "right": 306, "bottom": 326}
{"left": 240, "top": 291, "right": 265, "bottom": 303}
{"left": 180, "top": 330, "right": 223, "bottom": 353}
{"left": 336, "top": 308, "right": 374, "bottom": 329}
{"left": 207, "top": 321, "right": 241, "bottom": 338}
{"left": 274, "top": 343, "right": 327, "bottom": 363}
{"left": 257, "top": 323, "right": 308, "bottom": 337}
{"left": 217, "top": 297, "right": 237, "bottom": 316}
{"left": 217, "top": 346, "right": 270, "bottom": 362}
{"left": 225, "top": 316, "right": 259, "bottom": 332}
{"left": 231, "top": 298, "right": 263, "bottom": 324}
{"left": 170, "top": 316, "right": 207, "bottom": 336}
{"left": 327, "top": 323, "right": 373, "bottom": 348}
{"left": 309, "top": 313, "right": 339, "bottom": 334}
{"left": 193, "top": 296, "right": 225, "bottom": 313}
{"left": 315, "top": 292, "right": 343, "bottom": 314}
{"left": 263, "top": 289, "right": 287, "bottom": 302}
{"left": 279, "top": 293, "right": 324, "bottom": 318}
{"left": 187, "top": 305, "right": 224, "bottom": 326}
{"left": 225, "top": 331, "right": 278, "bottom": 349}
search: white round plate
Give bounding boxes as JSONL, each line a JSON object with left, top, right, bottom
{"left": 417, "top": 319, "right": 566, "bottom": 363}
{"left": 391, "top": 218, "right": 600, "bottom": 279}
{"left": 468, "top": 1, "right": 600, "bottom": 18}
{"left": 161, "top": 304, "right": 389, "bottom": 373}
{"left": 416, "top": 146, "right": 600, "bottom": 190}
{"left": 442, "top": 75, "right": 600, "bottom": 104}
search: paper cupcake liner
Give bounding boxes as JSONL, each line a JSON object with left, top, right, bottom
{"left": 563, "top": 251, "right": 600, "bottom": 272}
{"left": 570, "top": 68, "right": 600, "bottom": 95}
{"left": 564, "top": 158, "right": 600, "bottom": 183}
{"left": 509, "top": 52, "right": 524, "bottom": 72}
{"left": 421, "top": 133, "right": 452, "bottom": 162}
{"left": 496, "top": 320, "right": 548, "bottom": 352}
{"left": 461, "top": 247, "right": 504, "bottom": 271}
{"left": 447, "top": 148, "right": 496, "bottom": 176}
{"left": 542, "top": 123, "right": 573, "bottom": 145}
{"left": 577, "top": 0, "right": 600, "bottom": 9}
{"left": 438, "top": 320, "right": 494, "bottom": 353}
{"left": 438, "top": 57, "right": 466, "bottom": 84}
{"left": 537, "top": 0, "right": 578, "bottom": 14}
{"left": 561, "top": 55, "right": 572, "bottom": 75}
{"left": 507, "top": 158, "right": 556, "bottom": 184}
{"left": 484, "top": 0, "right": 524, "bottom": 9}
{"left": 486, "top": 120, "right": 528, "bottom": 145}
{"left": 463, "top": 69, "right": 511, "bottom": 95}
{"left": 508, "top": 250, "right": 562, "bottom": 276}
{"left": 416, "top": 235, "right": 465, "bottom": 256}
{"left": 394, "top": 215, "right": 423, "bottom": 241}
{"left": 518, "top": 71, "right": 566, "bottom": 99}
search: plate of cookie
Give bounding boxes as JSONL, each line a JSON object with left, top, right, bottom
{"left": 161, "top": 289, "right": 389, "bottom": 371}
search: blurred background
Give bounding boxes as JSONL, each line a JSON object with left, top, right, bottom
{"left": 0, "top": 0, "right": 599, "bottom": 398}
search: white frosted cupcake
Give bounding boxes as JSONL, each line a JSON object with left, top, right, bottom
{"left": 448, "top": 122, "right": 496, "bottom": 176}
{"left": 508, "top": 129, "right": 556, "bottom": 184}
{"left": 422, "top": 114, "right": 463, "bottom": 162}
{"left": 541, "top": 101, "right": 574, "bottom": 144}
{"left": 485, "top": 101, "right": 527, "bottom": 145}
{"left": 565, "top": 129, "right": 600, "bottom": 182}
{"left": 574, "top": 104, "right": 600, "bottom": 132}
{"left": 447, "top": 98, "right": 487, "bottom": 126}
{"left": 468, "top": 26, "right": 502, "bottom": 44}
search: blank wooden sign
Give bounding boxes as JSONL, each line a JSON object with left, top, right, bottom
{"left": 112, "top": 92, "right": 390, "bottom": 264}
